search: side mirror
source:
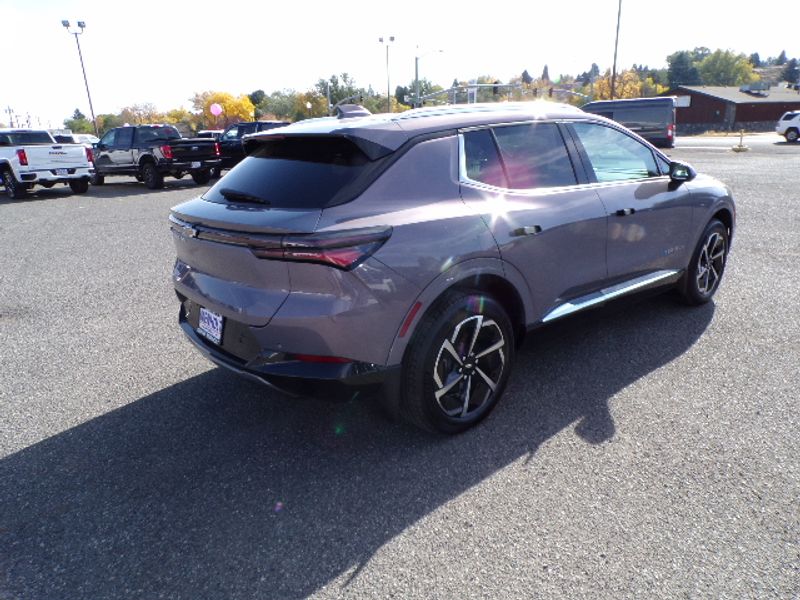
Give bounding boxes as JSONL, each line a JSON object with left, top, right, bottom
{"left": 669, "top": 161, "right": 696, "bottom": 183}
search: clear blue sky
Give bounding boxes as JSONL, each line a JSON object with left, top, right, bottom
{"left": 2, "top": 0, "right": 797, "bottom": 128}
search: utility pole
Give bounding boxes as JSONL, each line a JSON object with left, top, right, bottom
{"left": 611, "top": 0, "right": 622, "bottom": 99}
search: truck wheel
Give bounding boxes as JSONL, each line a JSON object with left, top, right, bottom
{"left": 90, "top": 173, "right": 104, "bottom": 186}
{"left": 2, "top": 168, "right": 27, "bottom": 199}
{"left": 141, "top": 162, "right": 164, "bottom": 189}
{"left": 191, "top": 169, "right": 212, "bottom": 185}
{"left": 69, "top": 179, "right": 90, "bottom": 194}
{"left": 173, "top": 171, "right": 185, "bottom": 180}
{"left": 785, "top": 128, "right": 799, "bottom": 143}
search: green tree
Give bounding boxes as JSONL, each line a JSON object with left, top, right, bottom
{"left": 259, "top": 90, "right": 299, "bottom": 121}
{"left": 697, "top": 50, "right": 758, "bottom": 85}
{"left": 63, "top": 108, "right": 93, "bottom": 133}
{"left": 782, "top": 58, "right": 799, "bottom": 84}
{"left": 541, "top": 65, "right": 550, "bottom": 82}
{"left": 521, "top": 69, "right": 533, "bottom": 85}
{"left": 749, "top": 52, "right": 762, "bottom": 67}
{"left": 667, "top": 51, "right": 701, "bottom": 87}
{"left": 776, "top": 50, "right": 787, "bottom": 65}
{"left": 315, "top": 73, "right": 361, "bottom": 107}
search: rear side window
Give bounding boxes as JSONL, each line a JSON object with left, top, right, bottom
{"left": 203, "top": 136, "right": 371, "bottom": 209}
{"left": 463, "top": 129, "right": 508, "bottom": 187}
{"left": 782, "top": 112, "right": 799, "bottom": 120}
{"left": 493, "top": 123, "right": 577, "bottom": 189}
{"left": 571, "top": 122, "right": 659, "bottom": 182}
{"left": 462, "top": 123, "right": 577, "bottom": 190}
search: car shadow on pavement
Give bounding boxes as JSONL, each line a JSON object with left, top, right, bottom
{"left": 0, "top": 294, "right": 714, "bottom": 599}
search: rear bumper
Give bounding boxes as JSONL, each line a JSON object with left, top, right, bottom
{"left": 178, "top": 305, "right": 395, "bottom": 401}
{"left": 19, "top": 167, "right": 93, "bottom": 183}
{"left": 160, "top": 158, "right": 222, "bottom": 172}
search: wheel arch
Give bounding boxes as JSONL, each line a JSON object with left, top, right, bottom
{"left": 385, "top": 258, "right": 535, "bottom": 367}
{"left": 711, "top": 207, "right": 734, "bottom": 245}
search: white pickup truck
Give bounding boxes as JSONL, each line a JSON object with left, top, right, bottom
{"left": 0, "top": 129, "right": 94, "bottom": 199}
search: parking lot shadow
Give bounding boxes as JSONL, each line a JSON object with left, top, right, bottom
{"left": 0, "top": 295, "right": 714, "bottom": 599}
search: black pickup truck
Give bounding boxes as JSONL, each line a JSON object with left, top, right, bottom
{"left": 216, "top": 120, "right": 289, "bottom": 172}
{"left": 91, "top": 125, "right": 221, "bottom": 189}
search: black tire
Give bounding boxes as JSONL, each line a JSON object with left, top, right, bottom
{"left": 680, "top": 219, "right": 729, "bottom": 305}
{"left": 785, "top": 128, "right": 799, "bottom": 143}
{"left": 2, "top": 168, "right": 26, "bottom": 199}
{"left": 173, "top": 171, "right": 185, "bottom": 180}
{"left": 69, "top": 179, "right": 90, "bottom": 194}
{"left": 141, "top": 162, "right": 164, "bottom": 189}
{"left": 400, "top": 290, "right": 515, "bottom": 434}
{"left": 211, "top": 167, "right": 222, "bottom": 179}
{"left": 90, "top": 173, "right": 104, "bottom": 186}
{"left": 191, "top": 169, "right": 211, "bottom": 185}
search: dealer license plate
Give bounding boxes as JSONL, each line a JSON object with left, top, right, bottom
{"left": 56, "top": 169, "right": 68, "bottom": 176}
{"left": 198, "top": 307, "right": 223, "bottom": 345}
{"left": 191, "top": 161, "right": 201, "bottom": 169}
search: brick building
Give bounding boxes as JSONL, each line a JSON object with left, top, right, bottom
{"left": 662, "top": 84, "right": 800, "bottom": 133}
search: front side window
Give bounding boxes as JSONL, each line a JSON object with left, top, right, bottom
{"left": 100, "top": 130, "right": 116, "bottom": 147}
{"left": 222, "top": 126, "right": 240, "bottom": 141}
{"left": 571, "top": 122, "right": 659, "bottom": 183}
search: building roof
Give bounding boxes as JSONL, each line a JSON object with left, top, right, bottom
{"left": 676, "top": 84, "right": 800, "bottom": 105}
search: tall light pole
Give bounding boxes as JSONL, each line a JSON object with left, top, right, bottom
{"left": 414, "top": 48, "right": 443, "bottom": 108}
{"left": 610, "top": 0, "right": 622, "bottom": 99}
{"left": 62, "top": 20, "right": 99, "bottom": 136}
{"left": 379, "top": 36, "right": 395, "bottom": 113}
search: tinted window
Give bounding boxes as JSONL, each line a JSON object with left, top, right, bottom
{"left": 116, "top": 128, "right": 134, "bottom": 147}
{"left": 203, "top": 136, "right": 371, "bottom": 209}
{"left": 7, "top": 131, "right": 54, "bottom": 145}
{"left": 492, "top": 123, "right": 577, "bottom": 189}
{"left": 100, "top": 130, "right": 116, "bottom": 146}
{"left": 462, "top": 129, "right": 507, "bottom": 187}
{"left": 221, "top": 126, "right": 239, "bottom": 141}
{"left": 571, "top": 123, "right": 659, "bottom": 182}
{"left": 782, "top": 112, "right": 799, "bottom": 120}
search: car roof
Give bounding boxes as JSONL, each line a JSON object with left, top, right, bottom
{"left": 247, "top": 101, "right": 586, "bottom": 157}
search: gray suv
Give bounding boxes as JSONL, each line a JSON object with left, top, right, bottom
{"left": 170, "top": 102, "right": 735, "bottom": 433}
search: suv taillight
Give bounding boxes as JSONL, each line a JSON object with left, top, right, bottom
{"left": 251, "top": 227, "right": 393, "bottom": 271}
{"left": 16, "top": 149, "right": 28, "bottom": 166}
{"left": 85, "top": 146, "right": 94, "bottom": 163}
{"left": 214, "top": 142, "right": 220, "bottom": 156}
{"left": 161, "top": 145, "right": 174, "bottom": 160}
{"left": 667, "top": 123, "right": 675, "bottom": 139}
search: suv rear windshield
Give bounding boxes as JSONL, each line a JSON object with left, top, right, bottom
{"left": 203, "top": 136, "right": 373, "bottom": 209}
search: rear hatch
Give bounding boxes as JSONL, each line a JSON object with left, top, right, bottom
{"left": 170, "top": 138, "right": 219, "bottom": 162}
{"left": 171, "top": 134, "right": 387, "bottom": 327}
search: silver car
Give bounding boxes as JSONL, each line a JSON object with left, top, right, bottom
{"left": 170, "top": 102, "right": 735, "bottom": 433}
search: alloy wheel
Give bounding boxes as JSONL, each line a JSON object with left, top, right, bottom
{"left": 432, "top": 314, "right": 506, "bottom": 420}
{"left": 696, "top": 231, "right": 726, "bottom": 295}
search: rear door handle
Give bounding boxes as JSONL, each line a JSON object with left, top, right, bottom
{"left": 615, "top": 208, "right": 636, "bottom": 216}
{"left": 510, "top": 225, "right": 543, "bottom": 237}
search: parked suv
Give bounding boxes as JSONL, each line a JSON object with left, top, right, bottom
{"left": 216, "top": 120, "right": 290, "bottom": 172}
{"left": 776, "top": 111, "right": 800, "bottom": 142}
{"left": 170, "top": 102, "right": 735, "bottom": 433}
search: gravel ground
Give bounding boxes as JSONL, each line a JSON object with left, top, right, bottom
{"left": 1, "top": 137, "right": 798, "bottom": 599}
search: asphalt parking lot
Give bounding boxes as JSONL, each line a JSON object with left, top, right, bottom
{"left": 1, "top": 134, "right": 798, "bottom": 599}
